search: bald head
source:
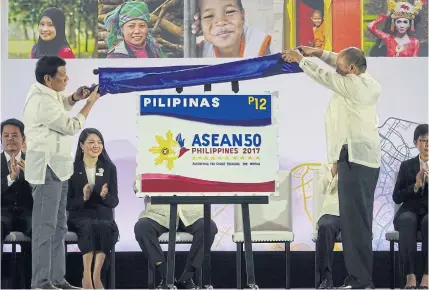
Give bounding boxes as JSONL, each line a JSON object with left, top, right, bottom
{"left": 336, "top": 47, "right": 367, "bottom": 76}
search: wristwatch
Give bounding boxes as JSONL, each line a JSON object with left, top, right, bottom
{"left": 71, "top": 93, "right": 78, "bottom": 102}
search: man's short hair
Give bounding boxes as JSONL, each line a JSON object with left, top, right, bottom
{"left": 414, "top": 124, "right": 428, "bottom": 142}
{"left": 1, "top": 118, "right": 25, "bottom": 137}
{"left": 35, "top": 56, "right": 66, "bottom": 85}
{"left": 343, "top": 47, "right": 367, "bottom": 71}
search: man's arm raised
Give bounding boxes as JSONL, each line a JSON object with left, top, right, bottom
{"left": 299, "top": 46, "right": 338, "bottom": 69}
{"left": 282, "top": 48, "right": 352, "bottom": 97}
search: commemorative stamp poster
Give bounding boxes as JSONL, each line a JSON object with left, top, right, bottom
{"left": 136, "top": 94, "right": 278, "bottom": 195}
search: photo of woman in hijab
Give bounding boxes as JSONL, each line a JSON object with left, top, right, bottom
{"left": 104, "top": 1, "right": 166, "bottom": 58}
{"left": 30, "top": 7, "right": 75, "bottom": 59}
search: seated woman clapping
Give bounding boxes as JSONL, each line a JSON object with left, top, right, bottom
{"left": 67, "top": 128, "right": 119, "bottom": 289}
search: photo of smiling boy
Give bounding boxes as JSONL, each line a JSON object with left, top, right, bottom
{"left": 196, "top": 0, "right": 272, "bottom": 58}
{"left": 311, "top": 10, "right": 326, "bottom": 49}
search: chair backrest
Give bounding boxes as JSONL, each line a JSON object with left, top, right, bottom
{"left": 312, "top": 166, "right": 327, "bottom": 233}
{"left": 234, "top": 170, "right": 292, "bottom": 233}
{"left": 392, "top": 171, "right": 401, "bottom": 214}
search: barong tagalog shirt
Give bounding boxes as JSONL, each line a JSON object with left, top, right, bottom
{"left": 23, "top": 82, "right": 86, "bottom": 184}
{"left": 298, "top": 51, "right": 381, "bottom": 168}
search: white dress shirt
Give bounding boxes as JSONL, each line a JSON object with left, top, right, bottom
{"left": 134, "top": 179, "right": 203, "bottom": 228}
{"left": 299, "top": 51, "right": 382, "bottom": 168}
{"left": 23, "top": 83, "right": 86, "bottom": 184}
{"left": 4, "top": 151, "right": 22, "bottom": 186}
{"left": 420, "top": 155, "right": 428, "bottom": 170}
{"left": 85, "top": 167, "right": 96, "bottom": 192}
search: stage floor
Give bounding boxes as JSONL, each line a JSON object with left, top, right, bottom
{"left": 1, "top": 251, "right": 424, "bottom": 289}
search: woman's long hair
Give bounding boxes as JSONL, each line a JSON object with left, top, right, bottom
{"left": 74, "top": 128, "right": 113, "bottom": 166}
{"left": 32, "top": 7, "right": 72, "bottom": 58}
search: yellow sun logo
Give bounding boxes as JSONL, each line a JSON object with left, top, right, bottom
{"left": 149, "top": 130, "right": 180, "bottom": 170}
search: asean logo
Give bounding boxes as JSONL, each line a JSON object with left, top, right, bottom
{"left": 149, "top": 130, "right": 189, "bottom": 170}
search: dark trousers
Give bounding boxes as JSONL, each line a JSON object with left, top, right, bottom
{"left": 394, "top": 211, "right": 428, "bottom": 275}
{"left": 134, "top": 217, "right": 218, "bottom": 277}
{"left": 316, "top": 214, "right": 341, "bottom": 283}
{"left": 1, "top": 210, "right": 32, "bottom": 257}
{"left": 338, "top": 145, "right": 380, "bottom": 288}
{"left": 1, "top": 210, "right": 32, "bottom": 287}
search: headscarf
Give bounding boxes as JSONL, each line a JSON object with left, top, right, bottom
{"left": 104, "top": 1, "right": 165, "bottom": 58}
{"left": 32, "top": 7, "right": 71, "bottom": 59}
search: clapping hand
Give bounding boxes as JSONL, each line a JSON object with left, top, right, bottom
{"left": 83, "top": 184, "right": 91, "bottom": 201}
{"left": 415, "top": 168, "right": 428, "bottom": 189}
{"left": 9, "top": 154, "right": 20, "bottom": 180}
{"left": 100, "top": 183, "right": 108, "bottom": 198}
{"left": 17, "top": 159, "right": 25, "bottom": 172}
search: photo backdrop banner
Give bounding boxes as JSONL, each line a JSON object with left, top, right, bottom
{"left": 8, "top": 0, "right": 428, "bottom": 59}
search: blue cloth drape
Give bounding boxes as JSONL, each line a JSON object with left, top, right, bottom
{"left": 97, "top": 53, "right": 303, "bottom": 96}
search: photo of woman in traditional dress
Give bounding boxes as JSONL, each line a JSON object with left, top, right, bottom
{"left": 103, "top": 1, "right": 166, "bottom": 58}
{"left": 367, "top": 0, "right": 426, "bottom": 57}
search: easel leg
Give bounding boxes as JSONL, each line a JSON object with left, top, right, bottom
{"left": 236, "top": 243, "right": 243, "bottom": 289}
{"left": 167, "top": 204, "right": 178, "bottom": 288}
{"left": 203, "top": 204, "right": 212, "bottom": 288}
{"left": 241, "top": 203, "right": 257, "bottom": 288}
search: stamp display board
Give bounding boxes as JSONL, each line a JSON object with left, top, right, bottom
{"left": 136, "top": 94, "right": 278, "bottom": 196}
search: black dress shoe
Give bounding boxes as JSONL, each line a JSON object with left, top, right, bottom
{"left": 176, "top": 278, "right": 198, "bottom": 289}
{"left": 53, "top": 281, "right": 80, "bottom": 289}
{"left": 339, "top": 276, "right": 353, "bottom": 288}
{"left": 337, "top": 276, "right": 375, "bottom": 289}
{"left": 419, "top": 286, "right": 429, "bottom": 289}
{"left": 338, "top": 283, "right": 375, "bottom": 289}
{"left": 158, "top": 278, "right": 179, "bottom": 289}
{"left": 32, "top": 282, "right": 59, "bottom": 289}
{"left": 318, "top": 278, "right": 333, "bottom": 289}
{"left": 157, "top": 278, "right": 168, "bottom": 289}
{"left": 404, "top": 286, "right": 417, "bottom": 289}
